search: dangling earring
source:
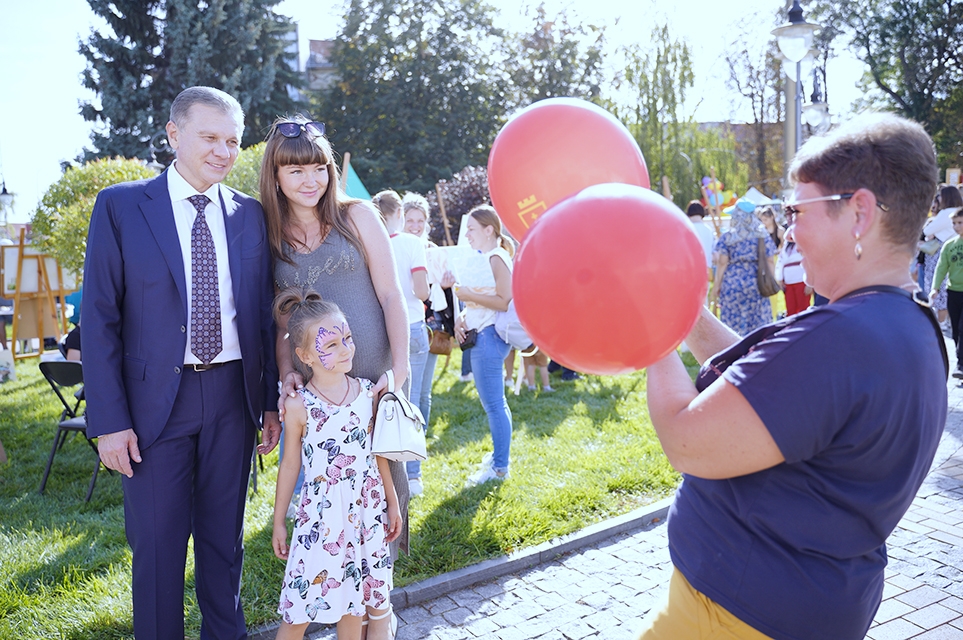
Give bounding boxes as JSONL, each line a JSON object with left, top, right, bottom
{"left": 854, "top": 232, "right": 863, "bottom": 260}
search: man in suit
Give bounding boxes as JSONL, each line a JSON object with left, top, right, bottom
{"left": 83, "top": 86, "right": 282, "bottom": 639}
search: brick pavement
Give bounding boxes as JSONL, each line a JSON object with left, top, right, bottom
{"left": 263, "top": 341, "right": 963, "bottom": 640}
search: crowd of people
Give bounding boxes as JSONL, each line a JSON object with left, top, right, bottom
{"left": 78, "top": 84, "right": 953, "bottom": 640}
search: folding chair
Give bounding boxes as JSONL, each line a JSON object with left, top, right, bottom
{"left": 38, "top": 361, "right": 108, "bottom": 502}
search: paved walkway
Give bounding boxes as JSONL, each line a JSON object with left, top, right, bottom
{"left": 265, "top": 339, "right": 963, "bottom": 640}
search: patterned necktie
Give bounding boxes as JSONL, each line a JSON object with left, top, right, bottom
{"left": 188, "top": 194, "right": 222, "bottom": 365}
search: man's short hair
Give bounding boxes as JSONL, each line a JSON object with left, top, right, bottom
{"left": 951, "top": 208, "right": 963, "bottom": 220}
{"left": 789, "top": 113, "right": 937, "bottom": 250}
{"left": 686, "top": 200, "right": 706, "bottom": 218}
{"left": 169, "top": 86, "right": 244, "bottom": 135}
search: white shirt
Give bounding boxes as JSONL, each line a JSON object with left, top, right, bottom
{"left": 167, "top": 163, "right": 242, "bottom": 365}
{"left": 389, "top": 232, "right": 428, "bottom": 324}
{"left": 688, "top": 217, "right": 716, "bottom": 268}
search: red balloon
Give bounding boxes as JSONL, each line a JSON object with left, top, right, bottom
{"left": 487, "top": 98, "right": 650, "bottom": 242}
{"left": 513, "top": 184, "right": 706, "bottom": 375}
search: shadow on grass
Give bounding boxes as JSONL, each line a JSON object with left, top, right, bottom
{"left": 394, "top": 482, "right": 505, "bottom": 586}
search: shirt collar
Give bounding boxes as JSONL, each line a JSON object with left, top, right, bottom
{"left": 168, "top": 161, "right": 221, "bottom": 205}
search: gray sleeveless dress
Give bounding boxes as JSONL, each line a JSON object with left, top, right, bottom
{"left": 275, "top": 227, "right": 410, "bottom": 554}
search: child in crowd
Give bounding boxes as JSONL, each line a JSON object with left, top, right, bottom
{"left": 930, "top": 208, "right": 963, "bottom": 379}
{"left": 271, "top": 287, "right": 401, "bottom": 640}
{"left": 523, "top": 348, "right": 554, "bottom": 393}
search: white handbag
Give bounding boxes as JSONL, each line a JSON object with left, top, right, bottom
{"left": 371, "top": 370, "right": 427, "bottom": 462}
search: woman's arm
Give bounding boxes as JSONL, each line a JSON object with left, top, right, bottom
{"left": 375, "top": 456, "right": 402, "bottom": 542}
{"left": 646, "top": 351, "right": 784, "bottom": 479}
{"left": 413, "top": 270, "right": 430, "bottom": 302}
{"left": 272, "top": 396, "right": 306, "bottom": 560}
{"left": 455, "top": 255, "right": 513, "bottom": 312}
{"left": 685, "top": 306, "right": 741, "bottom": 364}
{"left": 275, "top": 308, "right": 305, "bottom": 416}
{"left": 349, "top": 202, "right": 410, "bottom": 390}
{"left": 709, "top": 251, "right": 728, "bottom": 305}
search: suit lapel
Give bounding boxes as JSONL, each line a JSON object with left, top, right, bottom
{"left": 141, "top": 171, "right": 188, "bottom": 313}
{"left": 220, "top": 186, "right": 244, "bottom": 305}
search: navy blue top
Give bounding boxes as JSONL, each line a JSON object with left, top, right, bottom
{"left": 668, "top": 289, "right": 947, "bottom": 639}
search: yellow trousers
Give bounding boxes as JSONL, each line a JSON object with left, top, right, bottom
{"left": 638, "top": 568, "right": 774, "bottom": 640}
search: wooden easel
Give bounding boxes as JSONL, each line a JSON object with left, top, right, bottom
{"left": 6, "top": 228, "right": 72, "bottom": 360}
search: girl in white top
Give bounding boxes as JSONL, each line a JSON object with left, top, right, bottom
{"left": 452, "top": 205, "right": 515, "bottom": 485}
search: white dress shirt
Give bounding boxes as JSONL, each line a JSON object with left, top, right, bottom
{"left": 167, "top": 163, "right": 242, "bottom": 365}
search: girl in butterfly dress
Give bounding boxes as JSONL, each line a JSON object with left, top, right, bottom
{"left": 272, "top": 287, "right": 402, "bottom": 640}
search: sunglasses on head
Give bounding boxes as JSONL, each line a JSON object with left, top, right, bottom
{"left": 273, "top": 121, "right": 325, "bottom": 139}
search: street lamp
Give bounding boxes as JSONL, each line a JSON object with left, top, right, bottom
{"left": 0, "top": 178, "right": 13, "bottom": 229}
{"left": 802, "top": 68, "right": 831, "bottom": 134}
{"left": 772, "top": 1, "right": 821, "bottom": 154}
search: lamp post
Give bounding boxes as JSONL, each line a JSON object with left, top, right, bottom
{"left": 0, "top": 177, "right": 13, "bottom": 230}
{"left": 772, "top": 1, "right": 821, "bottom": 155}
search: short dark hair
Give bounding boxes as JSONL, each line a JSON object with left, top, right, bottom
{"left": 686, "top": 200, "right": 706, "bottom": 218}
{"left": 789, "top": 113, "right": 938, "bottom": 250}
{"left": 951, "top": 208, "right": 963, "bottom": 220}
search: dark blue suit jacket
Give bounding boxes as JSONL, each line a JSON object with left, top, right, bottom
{"left": 82, "top": 170, "right": 279, "bottom": 448}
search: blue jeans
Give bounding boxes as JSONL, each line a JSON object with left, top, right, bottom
{"left": 406, "top": 322, "right": 435, "bottom": 479}
{"left": 469, "top": 325, "right": 512, "bottom": 472}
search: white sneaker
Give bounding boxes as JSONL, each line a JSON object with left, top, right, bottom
{"left": 505, "top": 377, "right": 514, "bottom": 388}
{"left": 466, "top": 465, "right": 508, "bottom": 487}
{"left": 408, "top": 477, "right": 423, "bottom": 496}
{"left": 459, "top": 373, "right": 473, "bottom": 382}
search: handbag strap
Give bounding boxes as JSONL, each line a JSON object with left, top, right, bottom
{"left": 385, "top": 369, "right": 395, "bottom": 393}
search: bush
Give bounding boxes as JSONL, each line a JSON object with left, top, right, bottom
{"left": 223, "top": 142, "right": 265, "bottom": 199}
{"left": 31, "top": 158, "right": 156, "bottom": 280}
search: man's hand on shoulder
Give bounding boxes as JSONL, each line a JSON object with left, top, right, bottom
{"left": 97, "top": 429, "right": 141, "bottom": 478}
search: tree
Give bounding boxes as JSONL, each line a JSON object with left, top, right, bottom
{"left": 80, "top": 0, "right": 301, "bottom": 161}
{"left": 725, "top": 39, "right": 785, "bottom": 193}
{"left": 505, "top": 4, "right": 606, "bottom": 108}
{"left": 31, "top": 159, "right": 157, "bottom": 279}
{"left": 223, "top": 142, "right": 266, "bottom": 199}
{"left": 813, "top": 0, "right": 963, "bottom": 166}
{"left": 611, "top": 26, "right": 748, "bottom": 206}
{"left": 425, "top": 166, "right": 491, "bottom": 245}
{"left": 313, "top": 0, "right": 508, "bottom": 194}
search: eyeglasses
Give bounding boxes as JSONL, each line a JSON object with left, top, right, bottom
{"left": 782, "top": 193, "right": 891, "bottom": 218}
{"left": 273, "top": 121, "right": 325, "bottom": 139}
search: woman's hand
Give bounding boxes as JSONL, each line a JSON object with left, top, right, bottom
{"left": 370, "top": 368, "right": 408, "bottom": 399}
{"left": 277, "top": 370, "right": 305, "bottom": 417}
{"left": 454, "top": 314, "right": 467, "bottom": 344}
{"left": 272, "top": 521, "right": 290, "bottom": 560}
{"left": 440, "top": 271, "right": 456, "bottom": 288}
{"left": 709, "top": 285, "right": 720, "bottom": 304}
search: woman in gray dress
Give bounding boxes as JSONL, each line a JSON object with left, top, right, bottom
{"left": 258, "top": 117, "right": 411, "bottom": 569}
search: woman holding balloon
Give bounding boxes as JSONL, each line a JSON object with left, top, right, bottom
{"left": 710, "top": 199, "right": 777, "bottom": 335}
{"left": 641, "top": 114, "right": 947, "bottom": 640}
{"left": 452, "top": 206, "right": 516, "bottom": 486}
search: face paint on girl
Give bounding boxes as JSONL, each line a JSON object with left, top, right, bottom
{"left": 315, "top": 325, "right": 338, "bottom": 370}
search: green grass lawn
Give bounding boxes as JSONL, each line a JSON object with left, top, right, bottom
{"left": 0, "top": 349, "right": 687, "bottom": 639}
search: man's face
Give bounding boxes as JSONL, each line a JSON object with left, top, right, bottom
{"left": 166, "top": 104, "right": 241, "bottom": 192}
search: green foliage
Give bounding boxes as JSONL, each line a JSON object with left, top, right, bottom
{"left": 813, "top": 0, "right": 963, "bottom": 167}
{"left": 223, "top": 143, "right": 266, "bottom": 199}
{"left": 31, "top": 159, "right": 156, "bottom": 280}
{"left": 613, "top": 25, "right": 749, "bottom": 207}
{"left": 0, "top": 351, "right": 678, "bottom": 637}
{"left": 80, "top": 0, "right": 302, "bottom": 161}
{"left": 313, "top": 0, "right": 509, "bottom": 194}
{"left": 725, "top": 39, "right": 785, "bottom": 193}
{"left": 425, "top": 166, "right": 491, "bottom": 245}
{"left": 505, "top": 3, "right": 606, "bottom": 106}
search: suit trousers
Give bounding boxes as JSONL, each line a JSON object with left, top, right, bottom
{"left": 122, "top": 361, "right": 255, "bottom": 640}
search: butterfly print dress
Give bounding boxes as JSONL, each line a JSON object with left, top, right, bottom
{"left": 278, "top": 379, "right": 393, "bottom": 624}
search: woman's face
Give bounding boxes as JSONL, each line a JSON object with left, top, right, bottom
{"left": 464, "top": 215, "right": 494, "bottom": 250}
{"left": 787, "top": 182, "right": 851, "bottom": 292}
{"left": 277, "top": 163, "right": 329, "bottom": 215}
{"left": 757, "top": 210, "right": 776, "bottom": 231}
{"left": 404, "top": 208, "right": 428, "bottom": 237}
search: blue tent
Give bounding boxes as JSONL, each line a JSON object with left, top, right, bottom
{"left": 344, "top": 162, "right": 371, "bottom": 200}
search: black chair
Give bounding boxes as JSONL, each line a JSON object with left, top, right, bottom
{"left": 38, "top": 361, "right": 107, "bottom": 502}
